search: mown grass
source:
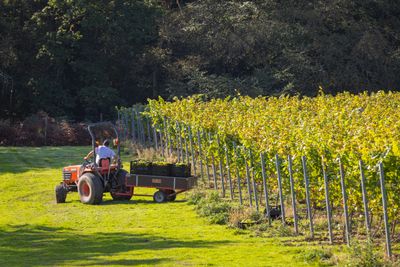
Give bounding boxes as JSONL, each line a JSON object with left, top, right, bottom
{"left": 0, "top": 146, "right": 335, "bottom": 266}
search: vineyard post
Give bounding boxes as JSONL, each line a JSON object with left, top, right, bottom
{"left": 261, "top": 153, "right": 271, "bottom": 225}
{"left": 216, "top": 135, "right": 225, "bottom": 198}
{"left": 197, "top": 130, "right": 204, "bottom": 180}
{"left": 167, "top": 119, "right": 173, "bottom": 155}
{"left": 233, "top": 142, "right": 243, "bottom": 205}
{"left": 203, "top": 130, "right": 211, "bottom": 186}
{"left": 163, "top": 118, "right": 170, "bottom": 156}
{"left": 167, "top": 119, "right": 173, "bottom": 154}
{"left": 225, "top": 145, "right": 234, "bottom": 200}
{"left": 250, "top": 150, "right": 259, "bottom": 211}
{"left": 135, "top": 109, "right": 142, "bottom": 144}
{"left": 126, "top": 112, "right": 130, "bottom": 142}
{"left": 359, "top": 160, "right": 371, "bottom": 238}
{"left": 209, "top": 133, "right": 218, "bottom": 190}
{"left": 302, "top": 156, "right": 314, "bottom": 239}
{"left": 175, "top": 123, "right": 181, "bottom": 162}
{"left": 205, "top": 152, "right": 211, "bottom": 186}
{"left": 159, "top": 124, "right": 165, "bottom": 158}
{"left": 339, "top": 159, "right": 351, "bottom": 246}
{"left": 378, "top": 162, "right": 392, "bottom": 258}
{"left": 288, "top": 155, "right": 298, "bottom": 234}
{"left": 275, "top": 154, "right": 285, "bottom": 224}
{"left": 322, "top": 157, "right": 333, "bottom": 244}
{"left": 188, "top": 126, "right": 197, "bottom": 176}
{"left": 135, "top": 109, "right": 143, "bottom": 144}
{"left": 146, "top": 117, "right": 152, "bottom": 144}
{"left": 131, "top": 108, "right": 136, "bottom": 143}
{"left": 184, "top": 126, "right": 190, "bottom": 163}
{"left": 178, "top": 123, "right": 184, "bottom": 162}
{"left": 244, "top": 148, "right": 253, "bottom": 208}
{"left": 153, "top": 127, "right": 158, "bottom": 151}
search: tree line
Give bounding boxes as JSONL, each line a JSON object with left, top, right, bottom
{"left": 1, "top": 0, "right": 399, "bottom": 122}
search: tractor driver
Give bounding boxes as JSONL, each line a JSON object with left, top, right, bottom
{"left": 84, "top": 139, "right": 117, "bottom": 165}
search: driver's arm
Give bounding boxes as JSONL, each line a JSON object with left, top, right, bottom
{"left": 84, "top": 150, "right": 94, "bottom": 160}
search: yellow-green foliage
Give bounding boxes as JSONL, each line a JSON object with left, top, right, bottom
{"left": 146, "top": 91, "right": 400, "bottom": 222}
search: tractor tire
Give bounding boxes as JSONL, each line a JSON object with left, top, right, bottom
{"left": 55, "top": 184, "right": 68, "bottom": 203}
{"left": 78, "top": 173, "right": 104, "bottom": 205}
{"left": 153, "top": 190, "right": 167, "bottom": 203}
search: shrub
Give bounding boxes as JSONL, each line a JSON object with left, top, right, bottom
{"left": 195, "top": 191, "right": 232, "bottom": 225}
{"left": 346, "top": 240, "right": 383, "bottom": 267}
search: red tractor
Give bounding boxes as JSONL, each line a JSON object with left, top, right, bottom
{"left": 55, "top": 122, "right": 133, "bottom": 204}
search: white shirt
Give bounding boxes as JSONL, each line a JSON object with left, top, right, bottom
{"left": 95, "top": 145, "right": 116, "bottom": 165}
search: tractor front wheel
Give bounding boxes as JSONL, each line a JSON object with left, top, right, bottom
{"left": 55, "top": 184, "right": 68, "bottom": 203}
{"left": 78, "top": 173, "right": 104, "bottom": 205}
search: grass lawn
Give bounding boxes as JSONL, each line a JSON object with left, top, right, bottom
{"left": 0, "top": 147, "right": 335, "bottom": 266}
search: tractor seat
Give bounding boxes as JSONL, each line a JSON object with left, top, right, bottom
{"left": 99, "top": 158, "right": 111, "bottom": 171}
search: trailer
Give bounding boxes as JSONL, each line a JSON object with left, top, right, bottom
{"left": 126, "top": 173, "right": 197, "bottom": 203}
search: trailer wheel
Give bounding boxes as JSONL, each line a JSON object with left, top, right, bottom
{"left": 78, "top": 173, "right": 103, "bottom": 205}
{"left": 153, "top": 190, "right": 167, "bottom": 203}
{"left": 55, "top": 184, "right": 68, "bottom": 203}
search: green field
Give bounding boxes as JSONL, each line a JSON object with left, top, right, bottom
{"left": 0, "top": 147, "right": 336, "bottom": 267}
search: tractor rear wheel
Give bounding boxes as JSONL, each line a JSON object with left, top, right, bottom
{"left": 78, "top": 173, "right": 103, "bottom": 204}
{"left": 153, "top": 190, "right": 167, "bottom": 203}
{"left": 55, "top": 184, "right": 68, "bottom": 203}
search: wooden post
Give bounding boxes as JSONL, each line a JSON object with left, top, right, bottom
{"left": 322, "top": 157, "right": 333, "bottom": 244}
{"left": 261, "top": 153, "right": 271, "bottom": 225}
{"left": 217, "top": 135, "right": 225, "bottom": 198}
{"left": 379, "top": 162, "right": 392, "bottom": 258}
{"left": 288, "top": 155, "right": 298, "bottom": 234}
{"left": 339, "top": 159, "right": 350, "bottom": 246}
{"left": 225, "top": 145, "right": 234, "bottom": 200}
{"left": 245, "top": 148, "right": 253, "bottom": 208}
{"left": 359, "top": 160, "right": 371, "bottom": 238}
{"left": 302, "top": 156, "right": 314, "bottom": 239}
{"left": 275, "top": 154, "right": 285, "bottom": 224}
{"left": 233, "top": 142, "right": 243, "bottom": 205}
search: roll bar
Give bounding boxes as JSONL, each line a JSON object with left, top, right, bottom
{"left": 87, "top": 122, "right": 121, "bottom": 168}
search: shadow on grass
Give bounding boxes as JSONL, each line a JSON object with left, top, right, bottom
{"left": 0, "top": 224, "right": 230, "bottom": 266}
